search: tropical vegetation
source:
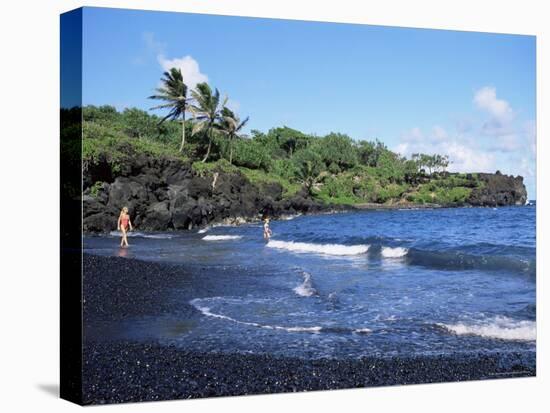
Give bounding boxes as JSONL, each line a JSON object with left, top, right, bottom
{"left": 81, "top": 68, "right": 484, "bottom": 205}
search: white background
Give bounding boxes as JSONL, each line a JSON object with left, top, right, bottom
{"left": 0, "top": 0, "right": 547, "bottom": 411}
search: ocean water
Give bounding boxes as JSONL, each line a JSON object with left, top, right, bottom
{"left": 84, "top": 206, "right": 536, "bottom": 359}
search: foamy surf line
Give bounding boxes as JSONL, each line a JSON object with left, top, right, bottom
{"left": 267, "top": 240, "right": 369, "bottom": 256}
{"left": 202, "top": 235, "right": 243, "bottom": 241}
{"left": 190, "top": 299, "right": 321, "bottom": 333}
{"left": 437, "top": 316, "right": 536, "bottom": 341}
{"left": 190, "top": 298, "right": 372, "bottom": 335}
{"left": 381, "top": 246, "right": 409, "bottom": 258}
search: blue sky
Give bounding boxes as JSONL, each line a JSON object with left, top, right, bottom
{"left": 81, "top": 7, "right": 537, "bottom": 198}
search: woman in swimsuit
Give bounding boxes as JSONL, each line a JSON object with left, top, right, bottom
{"left": 117, "top": 206, "right": 133, "bottom": 248}
{"left": 263, "top": 217, "right": 272, "bottom": 241}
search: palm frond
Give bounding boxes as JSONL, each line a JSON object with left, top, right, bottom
{"left": 149, "top": 102, "right": 178, "bottom": 111}
{"left": 236, "top": 116, "right": 249, "bottom": 132}
{"left": 191, "top": 121, "right": 207, "bottom": 136}
{"left": 221, "top": 106, "right": 235, "bottom": 118}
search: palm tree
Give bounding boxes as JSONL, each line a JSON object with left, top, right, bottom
{"left": 148, "top": 68, "right": 190, "bottom": 152}
{"left": 189, "top": 82, "right": 226, "bottom": 163}
{"left": 293, "top": 149, "right": 324, "bottom": 196}
{"left": 218, "top": 107, "right": 249, "bottom": 164}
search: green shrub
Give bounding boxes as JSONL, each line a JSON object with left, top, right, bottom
{"left": 269, "top": 159, "right": 299, "bottom": 182}
{"left": 292, "top": 149, "right": 325, "bottom": 195}
{"left": 435, "top": 187, "right": 472, "bottom": 204}
{"left": 328, "top": 162, "right": 341, "bottom": 174}
{"left": 83, "top": 132, "right": 184, "bottom": 175}
{"left": 320, "top": 175, "right": 355, "bottom": 199}
{"left": 313, "top": 133, "right": 358, "bottom": 170}
{"left": 77, "top": 105, "right": 486, "bottom": 208}
{"left": 90, "top": 181, "right": 104, "bottom": 198}
{"left": 240, "top": 168, "right": 301, "bottom": 198}
{"left": 232, "top": 139, "right": 272, "bottom": 171}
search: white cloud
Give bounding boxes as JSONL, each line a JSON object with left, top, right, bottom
{"left": 401, "top": 125, "right": 447, "bottom": 145}
{"left": 140, "top": 33, "right": 209, "bottom": 92}
{"left": 395, "top": 126, "right": 495, "bottom": 173}
{"left": 473, "top": 86, "right": 514, "bottom": 124}
{"left": 401, "top": 127, "right": 424, "bottom": 143}
{"left": 480, "top": 118, "right": 516, "bottom": 138}
{"left": 395, "top": 90, "right": 535, "bottom": 195}
{"left": 158, "top": 55, "right": 208, "bottom": 90}
{"left": 455, "top": 117, "right": 473, "bottom": 134}
{"left": 472, "top": 86, "right": 526, "bottom": 153}
{"left": 443, "top": 141, "right": 495, "bottom": 172}
{"left": 488, "top": 134, "right": 520, "bottom": 152}
{"left": 432, "top": 125, "right": 448, "bottom": 141}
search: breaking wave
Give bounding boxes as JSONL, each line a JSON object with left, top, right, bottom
{"left": 381, "top": 246, "right": 409, "bottom": 258}
{"left": 437, "top": 316, "right": 536, "bottom": 341}
{"left": 202, "top": 235, "right": 243, "bottom": 241}
{"left": 267, "top": 240, "right": 369, "bottom": 256}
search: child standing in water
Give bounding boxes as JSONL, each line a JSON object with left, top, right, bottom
{"left": 117, "top": 206, "right": 133, "bottom": 247}
{"left": 263, "top": 217, "right": 272, "bottom": 241}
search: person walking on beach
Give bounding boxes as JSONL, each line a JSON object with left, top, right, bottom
{"left": 263, "top": 217, "right": 272, "bottom": 241}
{"left": 117, "top": 206, "right": 133, "bottom": 248}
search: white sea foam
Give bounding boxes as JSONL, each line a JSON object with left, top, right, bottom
{"left": 190, "top": 298, "right": 322, "bottom": 333}
{"left": 109, "top": 231, "right": 173, "bottom": 239}
{"left": 353, "top": 328, "right": 372, "bottom": 334}
{"left": 280, "top": 326, "right": 322, "bottom": 333}
{"left": 437, "top": 316, "right": 536, "bottom": 341}
{"left": 202, "top": 235, "right": 242, "bottom": 241}
{"left": 381, "top": 246, "right": 409, "bottom": 258}
{"left": 267, "top": 240, "right": 369, "bottom": 256}
{"left": 197, "top": 227, "right": 209, "bottom": 234}
{"left": 279, "top": 214, "right": 301, "bottom": 221}
{"left": 293, "top": 272, "right": 317, "bottom": 297}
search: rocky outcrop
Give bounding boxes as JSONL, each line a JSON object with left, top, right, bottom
{"left": 82, "top": 153, "right": 528, "bottom": 232}
{"left": 83, "top": 154, "right": 335, "bottom": 233}
{"left": 467, "top": 172, "right": 527, "bottom": 207}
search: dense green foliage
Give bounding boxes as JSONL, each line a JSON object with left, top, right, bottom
{"left": 80, "top": 67, "right": 484, "bottom": 206}
{"left": 81, "top": 102, "right": 483, "bottom": 205}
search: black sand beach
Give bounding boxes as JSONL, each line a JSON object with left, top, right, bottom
{"left": 82, "top": 254, "right": 535, "bottom": 405}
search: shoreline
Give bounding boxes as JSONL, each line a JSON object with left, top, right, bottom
{"left": 84, "top": 202, "right": 533, "bottom": 235}
{"left": 82, "top": 254, "right": 535, "bottom": 404}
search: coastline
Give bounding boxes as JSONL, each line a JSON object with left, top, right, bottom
{"left": 83, "top": 145, "right": 529, "bottom": 234}
{"left": 84, "top": 203, "right": 533, "bottom": 235}
{"left": 82, "top": 254, "right": 535, "bottom": 404}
